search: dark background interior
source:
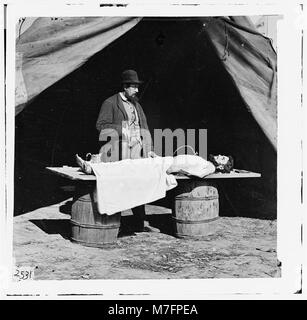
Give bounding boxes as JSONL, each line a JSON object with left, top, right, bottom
{"left": 14, "top": 17, "right": 277, "bottom": 218}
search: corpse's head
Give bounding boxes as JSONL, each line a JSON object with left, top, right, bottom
{"left": 209, "top": 154, "right": 234, "bottom": 173}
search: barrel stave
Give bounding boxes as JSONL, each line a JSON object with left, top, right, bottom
{"left": 173, "top": 182, "right": 219, "bottom": 239}
{"left": 71, "top": 184, "right": 120, "bottom": 246}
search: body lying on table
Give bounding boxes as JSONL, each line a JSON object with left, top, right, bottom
{"left": 74, "top": 153, "right": 233, "bottom": 216}
{"left": 76, "top": 153, "right": 234, "bottom": 177}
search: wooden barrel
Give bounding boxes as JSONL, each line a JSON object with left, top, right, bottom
{"left": 71, "top": 184, "right": 121, "bottom": 247}
{"left": 173, "top": 183, "right": 219, "bottom": 239}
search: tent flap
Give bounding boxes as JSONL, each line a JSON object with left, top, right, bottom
{"left": 15, "top": 17, "right": 141, "bottom": 115}
{"left": 203, "top": 17, "right": 277, "bottom": 149}
{"left": 15, "top": 16, "right": 277, "bottom": 151}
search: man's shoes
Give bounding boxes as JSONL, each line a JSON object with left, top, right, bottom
{"left": 118, "top": 225, "right": 136, "bottom": 237}
{"left": 134, "top": 221, "right": 160, "bottom": 233}
{"left": 143, "top": 225, "right": 161, "bottom": 233}
{"left": 119, "top": 221, "right": 161, "bottom": 235}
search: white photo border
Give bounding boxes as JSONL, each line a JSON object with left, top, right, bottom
{"left": 1, "top": 0, "right": 304, "bottom": 299}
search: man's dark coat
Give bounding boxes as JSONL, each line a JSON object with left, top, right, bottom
{"left": 96, "top": 93, "right": 152, "bottom": 158}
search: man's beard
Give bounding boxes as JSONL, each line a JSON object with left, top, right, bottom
{"left": 127, "top": 94, "right": 139, "bottom": 105}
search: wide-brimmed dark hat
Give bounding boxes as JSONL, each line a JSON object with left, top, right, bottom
{"left": 121, "top": 69, "right": 143, "bottom": 84}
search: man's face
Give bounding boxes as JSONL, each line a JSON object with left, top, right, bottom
{"left": 123, "top": 84, "right": 139, "bottom": 99}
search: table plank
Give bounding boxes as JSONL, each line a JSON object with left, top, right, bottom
{"left": 46, "top": 167, "right": 96, "bottom": 181}
{"left": 46, "top": 166, "right": 261, "bottom": 181}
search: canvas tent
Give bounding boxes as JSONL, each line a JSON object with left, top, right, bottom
{"left": 14, "top": 16, "right": 277, "bottom": 218}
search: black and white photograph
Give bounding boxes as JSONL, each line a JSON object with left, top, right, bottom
{"left": 0, "top": 0, "right": 305, "bottom": 299}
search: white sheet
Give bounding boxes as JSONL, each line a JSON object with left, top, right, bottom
{"left": 89, "top": 157, "right": 177, "bottom": 215}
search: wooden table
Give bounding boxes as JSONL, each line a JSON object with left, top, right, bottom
{"left": 46, "top": 166, "right": 261, "bottom": 243}
{"left": 46, "top": 166, "right": 261, "bottom": 181}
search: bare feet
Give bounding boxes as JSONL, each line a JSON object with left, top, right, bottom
{"left": 148, "top": 151, "right": 158, "bottom": 158}
{"left": 75, "top": 154, "right": 93, "bottom": 174}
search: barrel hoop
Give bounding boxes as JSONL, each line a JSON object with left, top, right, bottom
{"left": 71, "top": 237, "right": 116, "bottom": 246}
{"left": 70, "top": 220, "right": 120, "bottom": 229}
{"left": 172, "top": 216, "right": 219, "bottom": 224}
{"left": 175, "top": 196, "right": 218, "bottom": 201}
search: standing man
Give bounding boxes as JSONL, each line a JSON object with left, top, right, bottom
{"left": 96, "top": 69, "right": 158, "bottom": 233}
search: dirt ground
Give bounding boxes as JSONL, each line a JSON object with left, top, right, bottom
{"left": 13, "top": 198, "right": 280, "bottom": 280}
